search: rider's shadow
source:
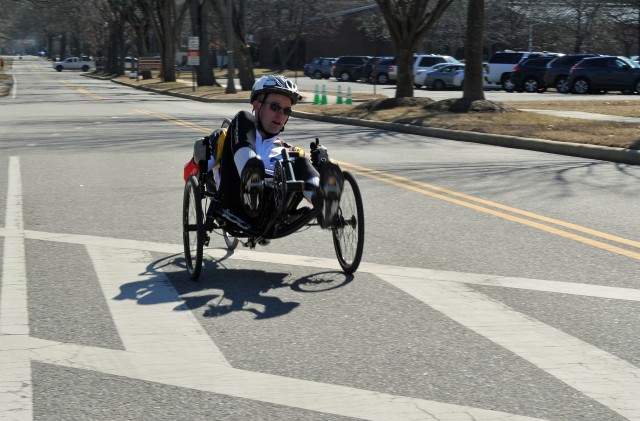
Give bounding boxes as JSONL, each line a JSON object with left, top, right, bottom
{"left": 179, "top": 267, "right": 300, "bottom": 320}
{"left": 122, "top": 254, "right": 352, "bottom": 321}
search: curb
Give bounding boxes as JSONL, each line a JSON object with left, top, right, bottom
{"left": 108, "top": 77, "right": 640, "bottom": 166}
{"left": 290, "top": 111, "right": 640, "bottom": 166}
{"left": 110, "top": 78, "right": 248, "bottom": 103}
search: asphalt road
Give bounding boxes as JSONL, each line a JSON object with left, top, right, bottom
{"left": 1, "top": 56, "right": 640, "bottom": 420}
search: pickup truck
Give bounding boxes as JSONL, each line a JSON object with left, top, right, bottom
{"left": 53, "top": 56, "right": 95, "bottom": 72}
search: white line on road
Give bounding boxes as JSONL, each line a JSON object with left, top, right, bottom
{"left": 0, "top": 156, "right": 32, "bottom": 420}
{"left": 382, "top": 275, "right": 640, "bottom": 420}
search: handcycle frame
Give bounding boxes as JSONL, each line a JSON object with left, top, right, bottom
{"left": 182, "top": 124, "right": 365, "bottom": 281}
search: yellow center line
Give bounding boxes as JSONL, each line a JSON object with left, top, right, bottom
{"left": 58, "top": 80, "right": 105, "bottom": 100}
{"left": 134, "top": 108, "right": 639, "bottom": 261}
{"left": 136, "top": 109, "right": 211, "bottom": 134}
{"left": 337, "top": 161, "right": 640, "bottom": 261}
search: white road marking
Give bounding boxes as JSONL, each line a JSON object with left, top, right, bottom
{"left": 2, "top": 156, "right": 640, "bottom": 419}
{"left": 86, "top": 245, "right": 230, "bottom": 369}
{"left": 0, "top": 157, "right": 32, "bottom": 420}
{"left": 382, "top": 275, "right": 640, "bottom": 421}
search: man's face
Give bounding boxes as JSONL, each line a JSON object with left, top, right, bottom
{"left": 253, "top": 93, "right": 293, "bottom": 136}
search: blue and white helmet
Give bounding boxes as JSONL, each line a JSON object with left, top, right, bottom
{"left": 250, "top": 75, "right": 302, "bottom": 105}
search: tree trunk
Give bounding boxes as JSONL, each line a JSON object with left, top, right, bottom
{"left": 159, "top": 0, "right": 176, "bottom": 82}
{"left": 189, "top": 0, "right": 215, "bottom": 86}
{"left": 462, "top": 0, "right": 485, "bottom": 102}
{"left": 232, "top": 0, "right": 254, "bottom": 91}
{"left": 395, "top": 46, "right": 414, "bottom": 98}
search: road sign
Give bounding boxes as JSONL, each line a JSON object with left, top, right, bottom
{"left": 187, "top": 50, "right": 200, "bottom": 66}
{"left": 188, "top": 37, "right": 199, "bottom": 51}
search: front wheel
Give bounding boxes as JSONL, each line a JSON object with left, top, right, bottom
{"left": 332, "top": 171, "right": 364, "bottom": 274}
{"left": 572, "top": 78, "right": 590, "bottom": 94}
{"left": 523, "top": 77, "right": 539, "bottom": 93}
{"left": 183, "top": 176, "right": 205, "bottom": 280}
{"left": 555, "top": 77, "right": 570, "bottom": 93}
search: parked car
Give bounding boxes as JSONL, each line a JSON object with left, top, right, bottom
{"left": 360, "top": 56, "right": 392, "bottom": 82}
{"left": 413, "top": 54, "right": 461, "bottom": 76}
{"left": 567, "top": 55, "right": 640, "bottom": 94}
{"left": 543, "top": 53, "right": 600, "bottom": 93}
{"left": 423, "top": 64, "right": 466, "bottom": 89}
{"left": 486, "top": 50, "right": 560, "bottom": 90}
{"left": 414, "top": 63, "right": 451, "bottom": 88}
{"left": 370, "top": 57, "right": 397, "bottom": 84}
{"left": 507, "top": 57, "right": 557, "bottom": 93}
{"left": 377, "top": 54, "right": 460, "bottom": 85}
{"left": 307, "top": 57, "right": 335, "bottom": 79}
{"left": 332, "top": 56, "right": 371, "bottom": 82}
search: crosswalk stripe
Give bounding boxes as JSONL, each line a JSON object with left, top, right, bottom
{"left": 86, "top": 245, "right": 230, "bottom": 369}
{"left": 382, "top": 275, "right": 640, "bottom": 420}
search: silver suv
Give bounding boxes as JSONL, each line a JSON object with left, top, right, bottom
{"left": 486, "top": 50, "right": 560, "bottom": 90}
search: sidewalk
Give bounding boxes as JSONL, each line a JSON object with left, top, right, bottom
{"left": 520, "top": 109, "right": 640, "bottom": 124}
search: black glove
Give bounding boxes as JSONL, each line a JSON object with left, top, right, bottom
{"left": 310, "top": 138, "right": 329, "bottom": 167}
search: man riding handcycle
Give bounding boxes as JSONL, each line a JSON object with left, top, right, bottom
{"left": 182, "top": 75, "right": 365, "bottom": 280}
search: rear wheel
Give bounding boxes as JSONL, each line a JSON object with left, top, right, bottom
{"left": 332, "top": 171, "right": 364, "bottom": 274}
{"left": 340, "top": 71, "right": 351, "bottom": 82}
{"left": 502, "top": 78, "right": 514, "bottom": 92}
{"left": 377, "top": 73, "right": 389, "bottom": 84}
{"left": 183, "top": 176, "right": 205, "bottom": 280}
{"left": 313, "top": 70, "right": 322, "bottom": 79}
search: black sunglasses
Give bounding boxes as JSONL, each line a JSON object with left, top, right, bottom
{"left": 265, "top": 102, "right": 292, "bottom": 116}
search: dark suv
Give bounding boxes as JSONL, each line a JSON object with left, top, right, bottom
{"left": 371, "top": 57, "right": 396, "bottom": 84}
{"left": 332, "top": 56, "right": 371, "bottom": 82}
{"left": 307, "top": 57, "right": 335, "bottom": 79}
{"left": 486, "top": 50, "right": 560, "bottom": 90}
{"left": 543, "top": 54, "right": 599, "bottom": 93}
{"left": 507, "top": 57, "right": 557, "bottom": 93}
{"left": 567, "top": 56, "right": 640, "bottom": 94}
{"left": 360, "top": 56, "right": 392, "bottom": 83}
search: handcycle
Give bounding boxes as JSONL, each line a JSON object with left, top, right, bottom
{"left": 182, "top": 120, "right": 365, "bottom": 281}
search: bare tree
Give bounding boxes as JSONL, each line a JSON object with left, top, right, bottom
{"left": 374, "top": 0, "right": 456, "bottom": 98}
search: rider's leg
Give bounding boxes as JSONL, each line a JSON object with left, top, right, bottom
{"left": 218, "top": 111, "right": 263, "bottom": 218}
{"left": 292, "top": 157, "right": 343, "bottom": 228}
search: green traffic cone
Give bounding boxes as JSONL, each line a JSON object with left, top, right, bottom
{"left": 313, "top": 84, "right": 320, "bottom": 104}
{"left": 336, "top": 85, "right": 343, "bottom": 104}
{"left": 346, "top": 87, "right": 352, "bottom": 105}
{"left": 321, "top": 85, "right": 328, "bottom": 105}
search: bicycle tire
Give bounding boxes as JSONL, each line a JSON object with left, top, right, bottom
{"left": 183, "top": 176, "right": 205, "bottom": 280}
{"left": 332, "top": 171, "right": 364, "bottom": 274}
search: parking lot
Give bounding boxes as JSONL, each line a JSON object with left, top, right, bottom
{"left": 291, "top": 75, "right": 640, "bottom": 104}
